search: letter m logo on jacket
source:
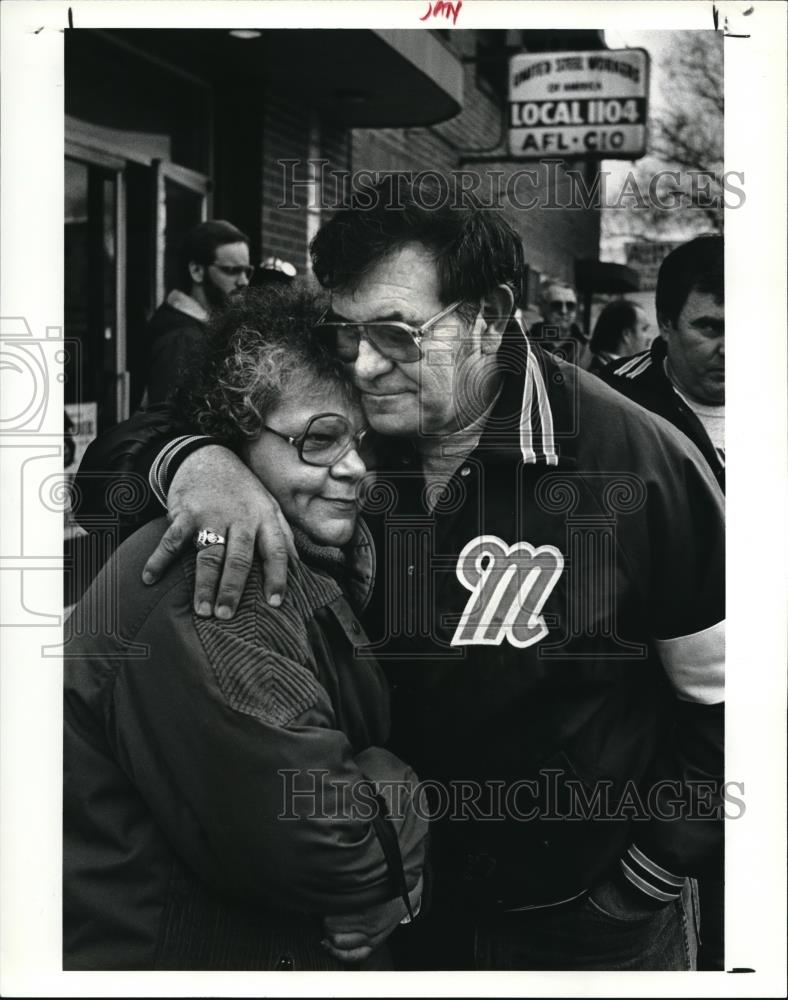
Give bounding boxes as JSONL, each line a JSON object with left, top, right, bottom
{"left": 451, "top": 535, "right": 564, "bottom": 648}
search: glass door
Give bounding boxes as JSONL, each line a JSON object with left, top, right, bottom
{"left": 64, "top": 153, "right": 210, "bottom": 433}
{"left": 64, "top": 154, "right": 124, "bottom": 440}
{"left": 152, "top": 160, "right": 210, "bottom": 305}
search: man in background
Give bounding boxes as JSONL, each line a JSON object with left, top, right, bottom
{"left": 588, "top": 299, "right": 653, "bottom": 375}
{"left": 143, "top": 219, "right": 252, "bottom": 405}
{"left": 528, "top": 279, "right": 591, "bottom": 370}
{"left": 601, "top": 233, "right": 724, "bottom": 969}
{"left": 601, "top": 235, "right": 724, "bottom": 490}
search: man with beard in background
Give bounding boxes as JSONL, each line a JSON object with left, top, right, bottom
{"left": 142, "top": 219, "right": 252, "bottom": 405}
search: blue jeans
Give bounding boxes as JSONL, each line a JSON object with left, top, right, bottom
{"left": 394, "top": 878, "right": 700, "bottom": 970}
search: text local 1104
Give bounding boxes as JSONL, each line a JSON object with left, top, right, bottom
{"left": 508, "top": 49, "right": 649, "bottom": 160}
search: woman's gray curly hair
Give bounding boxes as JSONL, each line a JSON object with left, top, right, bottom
{"left": 178, "top": 285, "right": 357, "bottom": 446}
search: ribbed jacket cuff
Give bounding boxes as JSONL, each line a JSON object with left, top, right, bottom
{"left": 148, "top": 435, "right": 219, "bottom": 509}
{"left": 619, "top": 843, "right": 686, "bottom": 903}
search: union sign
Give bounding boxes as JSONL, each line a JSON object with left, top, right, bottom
{"left": 508, "top": 49, "right": 650, "bottom": 160}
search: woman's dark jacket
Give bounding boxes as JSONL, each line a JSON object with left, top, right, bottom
{"left": 63, "top": 518, "right": 426, "bottom": 970}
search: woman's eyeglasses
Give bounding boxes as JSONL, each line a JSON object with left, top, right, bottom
{"left": 262, "top": 412, "right": 371, "bottom": 467}
{"left": 314, "top": 300, "right": 463, "bottom": 363}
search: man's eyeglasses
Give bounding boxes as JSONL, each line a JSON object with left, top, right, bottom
{"left": 549, "top": 300, "right": 577, "bottom": 313}
{"left": 262, "top": 412, "right": 371, "bottom": 467}
{"left": 315, "top": 300, "right": 464, "bottom": 363}
{"left": 210, "top": 263, "right": 255, "bottom": 280}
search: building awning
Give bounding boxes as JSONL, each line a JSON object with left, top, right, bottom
{"left": 262, "top": 29, "right": 464, "bottom": 127}
{"left": 105, "top": 28, "right": 464, "bottom": 128}
{"left": 575, "top": 259, "right": 640, "bottom": 294}
{"left": 519, "top": 29, "right": 607, "bottom": 52}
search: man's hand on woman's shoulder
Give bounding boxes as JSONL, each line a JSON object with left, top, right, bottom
{"left": 141, "top": 444, "right": 297, "bottom": 617}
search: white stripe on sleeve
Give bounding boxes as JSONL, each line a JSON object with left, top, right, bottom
{"left": 654, "top": 619, "right": 725, "bottom": 705}
{"left": 620, "top": 860, "right": 679, "bottom": 902}
{"left": 628, "top": 844, "right": 685, "bottom": 888}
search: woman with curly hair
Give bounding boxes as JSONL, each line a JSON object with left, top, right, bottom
{"left": 63, "top": 287, "right": 426, "bottom": 971}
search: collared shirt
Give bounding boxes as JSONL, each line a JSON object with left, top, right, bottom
{"left": 166, "top": 288, "right": 210, "bottom": 323}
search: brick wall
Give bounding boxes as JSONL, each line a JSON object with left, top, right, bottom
{"left": 260, "top": 93, "right": 352, "bottom": 273}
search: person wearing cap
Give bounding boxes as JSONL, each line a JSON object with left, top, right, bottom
{"left": 252, "top": 256, "right": 298, "bottom": 288}
{"left": 142, "top": 220, "right": 253, "bottom": 406}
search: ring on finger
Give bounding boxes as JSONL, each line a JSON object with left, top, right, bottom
{"left": 193, "top": 528, "right": 227, "bottom": 550}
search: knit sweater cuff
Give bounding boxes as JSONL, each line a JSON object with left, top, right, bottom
{"left": 619, "top": 843, "right": 686, "bottom": 904}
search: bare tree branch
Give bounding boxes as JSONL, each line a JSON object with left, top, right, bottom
{"left": 602, "top": 32, "right": 724, "bottom": 250}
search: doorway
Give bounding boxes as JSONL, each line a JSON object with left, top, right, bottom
{"left": 64, "top": 154, "right": 124, "bottom": 438}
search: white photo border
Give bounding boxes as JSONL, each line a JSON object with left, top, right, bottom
{"left": 1, "top": 1, "right": 785, "bottom": 996}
